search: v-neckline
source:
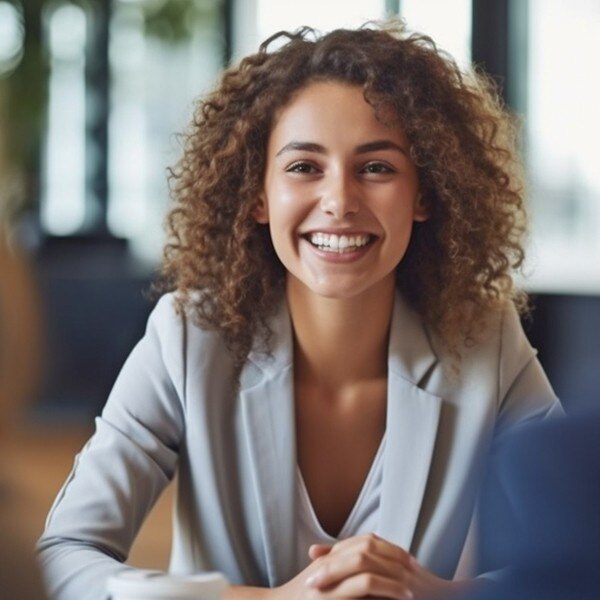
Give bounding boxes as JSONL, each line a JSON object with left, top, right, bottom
{"left": 296, "top": 433, "right": 386, "bottom": 539}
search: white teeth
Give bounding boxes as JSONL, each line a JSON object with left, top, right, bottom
{"left": 307, "top": 232, "right": 371, "bottom": 252}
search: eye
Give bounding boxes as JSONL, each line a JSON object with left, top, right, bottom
{"left": 286, "top": 161, "right": 320, "bottom": 174}
{"left": 361, "top": 161, "right": 395, "bottom": 175}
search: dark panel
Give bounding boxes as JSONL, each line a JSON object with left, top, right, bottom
{"left": 32, "top": 237, "right": 155, "bottom": 421}
{"left": 222, "top": 0, "right": 233, "bottom": 65}
{"left": 85, "top": 0, "right": 111, "bottom": 234}
{"left": 471, "top": 0, "right": 528, "bottom": 112}
{"left": 524, "top": 294, "right": 600, "bottom": 412}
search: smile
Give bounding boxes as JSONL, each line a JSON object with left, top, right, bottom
{"left": 304, "top": 232, "right": 375, "bottom": 253}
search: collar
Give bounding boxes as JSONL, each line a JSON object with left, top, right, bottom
{"left": 245, "top": 290, "right": 438, "bottom": 384}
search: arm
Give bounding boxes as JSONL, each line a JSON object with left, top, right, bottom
{"left": 495, "top": 306, "right": 562, "bottom": 434}
{"left": 475, "top": 305, "right": 562, "bottom": 581}
{"left": 222, "top": 587, "right": 275, "bottom": 599}
{"left": 37, "top": 295, "right": 186, "bottom": 600}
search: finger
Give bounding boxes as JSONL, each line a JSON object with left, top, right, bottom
{"left": 329, "top": 533, "right": 414, "bottom": 569}
{"left": 306, "top": 551, "right": 413, "bottom": 590}
{"left": 309, "top": 544, "right": 333, "bottom": 561}
{"left": 329, "top": 572, "right": 413, "bottom": 599}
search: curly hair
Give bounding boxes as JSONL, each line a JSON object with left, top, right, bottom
{"left": 160, "top": 20, "right": 527, "bottom": 366}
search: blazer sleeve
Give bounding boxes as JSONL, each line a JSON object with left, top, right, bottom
{"left": 494, "top": 306, "right": 562, "bottom": 436}
{"left": 475, "top": 305, "right": 563, "bottom": 582}
{"left": 37, "top": 294, "right": 186, "bottom": 600}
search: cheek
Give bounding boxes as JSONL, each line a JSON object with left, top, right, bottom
{"left": 266, "top": 183, "right": 312, "bottom": 226}
{"left": 385, "top": 206, "right": 419, "bottom": 248}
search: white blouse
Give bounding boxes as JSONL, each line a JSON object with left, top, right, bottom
{"left": 295, "top": 436, "right": 386, "bottom": 572}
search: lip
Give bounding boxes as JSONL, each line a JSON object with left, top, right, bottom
{"left": 301, "top": 228, "right": 377, "bottom": 237}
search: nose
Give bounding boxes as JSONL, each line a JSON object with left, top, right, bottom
{"left": 319, "top": 170, "right": 360, "bottom": 218}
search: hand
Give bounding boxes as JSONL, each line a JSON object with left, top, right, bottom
{"left": 271, "top": 533, "right": 415, "bottom": 599}
{"left": 225, "top": 533, "right": 484, "bottom": 600}
{"left": 295, "top": 533, "right": 457, "bottom": 599}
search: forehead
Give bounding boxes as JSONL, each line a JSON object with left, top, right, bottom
{"left": 268, "top": 81, "right": 407, "bottom": 149}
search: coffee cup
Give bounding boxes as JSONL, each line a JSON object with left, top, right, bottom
{"left": 107, "top": 570, "right": 228, "bottom": 600}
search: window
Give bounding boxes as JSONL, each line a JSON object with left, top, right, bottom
{"left": 400, "top": 0, "right": 472, "bottom": 67}
{"left": 233, "top": 0, "right": 387, "bottom": 60}
{"left": 108, "top": 0, "right": 223, "bottom": 262}
{"left": 42, "top": 2, "right": 87, "bottom": 235}
{"left": 0, "top": 0, "right": 24, "bottom": 77}
{"left": 525, "top": 0, "right": 600, "bottom": 293}
{"left": 37, "top": 0, "right": 224, "bottom": 263}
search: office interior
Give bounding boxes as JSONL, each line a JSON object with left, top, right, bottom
{"left": 1, "top": 0, "right": 599, "bottom": 572}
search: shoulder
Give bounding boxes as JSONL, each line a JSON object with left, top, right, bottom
{"left": 494, "top": 303, "right": 543, "bottom": 393}
{"left": 147, "top": 293, "right": 183, "bottom": 342}
{"left": 457, "top": 302, "right": 545, "bottom": 398}
{"left": 147, "top": 292, "right": 236, "bottom": 375}
{"left": 389, "top": 294, "right": 530, "bottom": 384}
{"left": 420, "top": 302, "right": 531, "bottom": 381}
{"left": 454, "top": 302, "right": 534, "bottom": 373}
{"left": 430, "top": 301, "right": 553, "bottom": 405}
{"left": 498, "top": 302, "right": 534, "bottom": 360}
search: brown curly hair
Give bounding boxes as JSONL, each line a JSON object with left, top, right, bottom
{"left": 160, "top": 20, "right": 527, "bottom": 366}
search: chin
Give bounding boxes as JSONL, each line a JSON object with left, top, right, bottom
{"left": 303, "top": 279, "right": 373, "bottom": 301}
{"left": 287, "top": 270, "right": 391, "bottom": 302}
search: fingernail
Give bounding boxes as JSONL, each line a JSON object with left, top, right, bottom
{"left": 305, "top": 573, "right": 322, "bottom": 587}
{"left": 410, "top": 555, "right": 418, "bottom": 568}
{"left": 404, "top": 591, "right": 414, "bottom": 599}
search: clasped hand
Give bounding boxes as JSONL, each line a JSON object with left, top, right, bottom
{"left": 271, "top": 533, "right": 454, "bottom": 599}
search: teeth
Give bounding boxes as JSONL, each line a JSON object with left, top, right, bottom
{"left": 308, "top": 232, "right": 371, "bottom": 252}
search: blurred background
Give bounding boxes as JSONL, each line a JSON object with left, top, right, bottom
{"left": 0, "top": 0, "right": 599, "bottom": 571}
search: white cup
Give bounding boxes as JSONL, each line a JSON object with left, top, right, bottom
{"left": 107, "top": 570, "right": 228, "bottom": 600}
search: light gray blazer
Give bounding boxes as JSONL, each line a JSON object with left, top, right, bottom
{"left": 38, "top": 293, "right": 560, "bottom": 600}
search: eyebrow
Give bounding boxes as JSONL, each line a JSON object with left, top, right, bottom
{"left": 275, "top": 139, "right": 408, "bottom": 157}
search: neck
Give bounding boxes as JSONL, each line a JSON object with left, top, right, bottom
{"left": 287, "top": 276, "right": 395, "bottom": 393}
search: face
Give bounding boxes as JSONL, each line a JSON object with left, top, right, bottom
{"left": 257, "top": 81, "right": 428, "bottom": 301}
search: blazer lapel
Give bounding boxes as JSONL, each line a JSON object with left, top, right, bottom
{"left": 379, "top": 293, "right": 442, "bottom": 552}
{"left": 239, "top": 302, "right": 297, "bottom": 586}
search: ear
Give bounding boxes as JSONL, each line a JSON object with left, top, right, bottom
{"left": 253, "top": 193, "right": 269, "bottom": 224}
{"left": 413, "top": 192, "right": 430, "bottom": 223}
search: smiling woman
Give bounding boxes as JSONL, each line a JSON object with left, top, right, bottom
{"left": 154, "top": 25, "right": 531, "bottom": 373}
{"left": 38, "top": 21, "right": 560, "bottom": 600}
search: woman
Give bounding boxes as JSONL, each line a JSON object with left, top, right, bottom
{"left": 38, "top": 22, "right": 560, "bottom": 600}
